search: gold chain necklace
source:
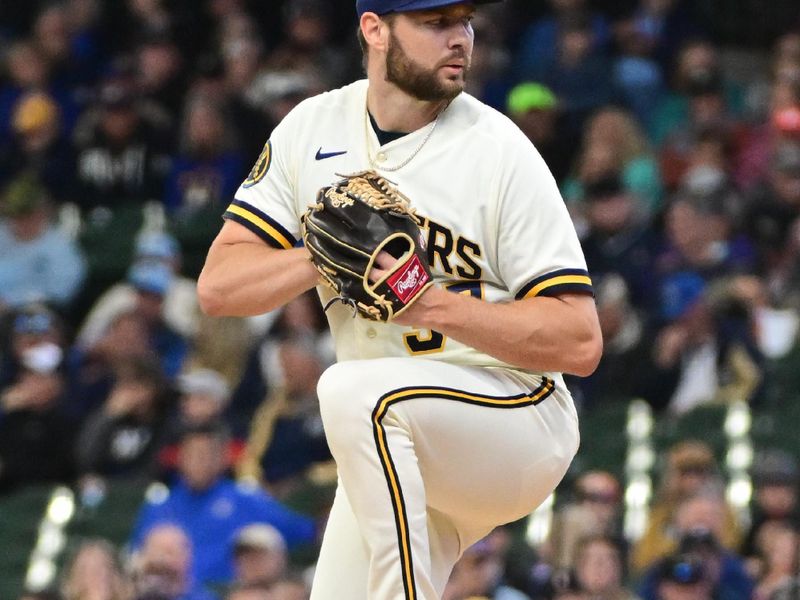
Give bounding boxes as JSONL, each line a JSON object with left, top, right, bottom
{"left": 364, "top": 102, "right": 446, "bottom": 172}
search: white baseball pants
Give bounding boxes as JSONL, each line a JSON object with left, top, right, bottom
{"left": 309, "top": 357, "right": 579, "bottom": 600}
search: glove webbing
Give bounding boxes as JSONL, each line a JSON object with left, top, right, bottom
{"left": 338, "top": 172, "right": 420, "bottom": 222}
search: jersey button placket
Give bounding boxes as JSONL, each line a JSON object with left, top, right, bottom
{"left": 376, "top": 152, "right": 387, "bottom": 163}
{"left": 366, "top": 327, "right": 377, "bottom": 339}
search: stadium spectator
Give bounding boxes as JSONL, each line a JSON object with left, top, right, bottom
{"left": 531, "top": 13, "right": 615, "bottom": 142}
{"left": 186, "top": 312, "right": 252, "bottom": 391}
{"left": 658, "top": 97, "right": 748, "bottom": 194}
{"left": 636, "top": 271, "right": 763, "bottom": 413}
{"left": 58, "top": 0, "right": 105, "bottom": 88}
{"left": 575, "top": 173, "right": 659, "bottom": 309}
{"left": 131, "top": 523, "right": 218, "bottom": 600}
{"left": 0, "top": 91, "right": 78, "bottom": 203}
{"left": 69, "top": 309, "right": 163, "bottom": 421}
{"left": 751, "top": 521, "right": 799, "bottom": 600}
{"left": 543, "top": 471, "right": 624, "bottom": 570}
{"left": 506, "top": 83, "right": 573, "bottom": 184}
{"left": 130, "top": 421, "right": 316, "bottom": 586}
{"left": 163, "top": 95, "right": 245, "bottom": 215}
{"left": 638, "top": 525, "right": 753, "bottom": 600}
{"left": 77, "top": 230, "right": 200, "bottom": 348}
{"left": 0, "top": 303, "right": 65, "bottom": 391}
{"left": 231, "top": 523, "right": 289, "bottom": 587}
{"left": 744, "top": 142, "right": 800, "bottom": 307}
{"left": 0, "top": 308, "right": 74, "bottom": 492}
{"left": 570, "top": 274, "right": 650, "bottom": 407}
{"left": 237, "top": 335, "right": 332, "bottom": 500}
{"left": 651, "top": 553, "right": 712, "bottom": 600}
{"left": 610, "top": 12, "right": 665, "bottom": 127}
{"left": 218, "top": 29, "right": 273, "bottom": 161}
{"left": 632, "top": 442, "right": 741, "bottom": 573}
{"left": 163, "top": 95, "right": 247, "bottom": 275}
{"left": 227, "top": 292, "right": 331, "bottom": 436}
{"left": 134, "top": 32, "right": 186, "bottom": 121}
{"left": 734, "top": 34, "right": 800, "bottom": 190}
{"left": 32, "top": 4, "right": 89, "bottom": 91}
{"left": 463, "top": 6, "right": 513, "bottom": 111}
{"left": 76, "top": 355, "right": 172, "bottom": 481}
{"left": 0, "top": 174, "right": 87, "bottom": 311}
{"left": 73, "top": 75, "right": 173, "bottom": 211}
{"left": 573, "top": 535, "right": 638, "bottom": 600}
{"left": 262, "top": 0, "right": 349, "bottom": 88}
{"left": 158, "top": 367, "right": 245, "bottom": 476}
{"left": 741, "top": 449, "right": 800, "bottom": 561}
{"left": 443, "top": 532, "right": 530, "bottom": 600}
{"left": 649, "top": 39, "right": 745, "bottom": 147}
{"left": 514, "top": 0, "right": 611, "bottom": 83}
{"left": 563, "top": 107, "right": 663, "bottom": 214}
{"left": 0, "top": 40, "right": 80, "bottom": 146}
{"left": 622, "top": 0, "right": 702, "bottom": 75}
{"left": 124, "top": 261, "right": 190, "bottom": 379}
{"left": 60, "top": 538, "right": 133, "bottom": 600}
{"left": 657, "top": 166, "right": 756, "bottom": 276}
{"left": 176, "top": 368, "right": 233, "bottom": 429}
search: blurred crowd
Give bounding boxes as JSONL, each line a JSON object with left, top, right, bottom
{"left": 2, "top": 0, "right": 800, "bottom": 599}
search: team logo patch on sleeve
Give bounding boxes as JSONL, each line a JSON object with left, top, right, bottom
{"left": 242, "top": 140, "right": 272, "bottom": 188}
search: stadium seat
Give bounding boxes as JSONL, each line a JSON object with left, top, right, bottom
{"left": 572, "top": 400, "right": 630, "bottom": 479}
{"left": 654, "top": 404, "right": 729, "bottom": 464}
{"left": 0, "top": 485, "right": 54, "bottom": 599}
{"left": 66, "top": 480, "right": 148, "bottom": 549}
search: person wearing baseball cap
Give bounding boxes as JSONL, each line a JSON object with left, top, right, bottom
{"left": 199, "top": 0, "right": 601, "bottom": 597}
{"left": 231, "top": 523, "right": 289, "bottom": 587}
{"left": 356, "top": 0, "right": 502, "bottom": 17}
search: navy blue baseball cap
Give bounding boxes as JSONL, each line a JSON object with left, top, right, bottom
{"left": 357, "top": 0, "right": 502, "bottom": 17}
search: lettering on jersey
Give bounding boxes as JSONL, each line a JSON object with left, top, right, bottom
{"left": 420, "top": 218, "right": 483, "bottom": 281}
{"left": 426, "top": 221, "right": 454, "bottom": 275}
{"left": 242, "top": 140, "right": 272, "bottom": 188}
{"left": 403, "top": 328, "right": 446, "bottom": 355}
{"left": 455, "top": 238, "right": 482, "bottom": 279}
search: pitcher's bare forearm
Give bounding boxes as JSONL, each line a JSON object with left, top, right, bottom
{"left": 198, "top": 221, "right": 319, "bottom": 317}
{"left": 395, "top": 288, "right": 602, "bottom": 376}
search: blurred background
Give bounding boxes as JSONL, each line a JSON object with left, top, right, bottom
{"left": 1, "top": 0, "right": 800, "bottom": 599}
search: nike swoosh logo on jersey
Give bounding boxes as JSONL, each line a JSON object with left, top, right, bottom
{"left": 315, "top": 148, "right": 348, "bottom": 160}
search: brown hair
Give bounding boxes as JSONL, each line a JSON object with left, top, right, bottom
{"left": 356, "top": 13, "right": 397, "bottom": 71}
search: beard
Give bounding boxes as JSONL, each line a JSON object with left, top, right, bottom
{"left": 385, "top": 30, "right": 469, "bottom": 102}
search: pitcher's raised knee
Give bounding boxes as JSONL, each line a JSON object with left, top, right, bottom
{"left": 317, "top": 361, "right": 380, "bottom": 442}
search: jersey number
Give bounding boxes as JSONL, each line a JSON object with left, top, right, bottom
{"left": 403, "top": 282, "right": 483, "bottom": 355}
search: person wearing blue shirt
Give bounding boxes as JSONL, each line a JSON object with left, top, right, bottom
{"left": 0, "top": 174, "right": 86, "bottom": 310}
{"left": 130, "top": 421, "right": 317, "bottom": 586}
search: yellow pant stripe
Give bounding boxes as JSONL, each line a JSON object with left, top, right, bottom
{"left": 371, "top": 377, "right": 555, "bottom": 599}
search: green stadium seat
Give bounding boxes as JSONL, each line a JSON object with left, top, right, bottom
{"left": 72, "top": 204, "right": 146, "bottom": 319}
{"left": 654, "top": 404, "right": 729, "bottom": 464}
{"left": 572, "top": 400, "right": 630, "bottom": 479}
{"left": 169, "top": 205, "right": 225, "bottom": 279}
{"left": 751, "top": 399, "right": 800, "bottom": 459}
{"left": 0, "top": 485, "right": 55, "bottom": 599}
{"left": 66, "top": 480, "right": 148, "bottom": 548}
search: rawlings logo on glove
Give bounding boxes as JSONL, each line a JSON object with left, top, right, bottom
{"left": 301, "top": 171, "right": 434, "bottom": 322}
{"left": 389, "top": 257, "right": 429, "bottom": 301}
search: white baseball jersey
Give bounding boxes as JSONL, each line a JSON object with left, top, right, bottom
{"left": 225, "top": 79, "right": 592, "bottom": 600}
{"left": 226, "top": 79, "right": 593, "bottom": 379}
